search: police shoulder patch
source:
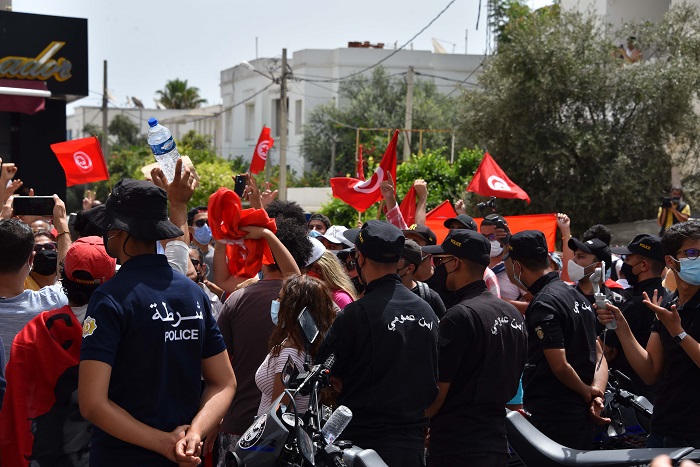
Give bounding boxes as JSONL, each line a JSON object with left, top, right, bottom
{"left": 83, "top": 316, "right": 97, "bottom": 337}
{"left": 535, "top": 325, "right": 544, "bottom": 340}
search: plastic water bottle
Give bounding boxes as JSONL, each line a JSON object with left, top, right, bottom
{"left": 147, "top": 117, "right": 180, "bottom": 182}
{"left": 321, "top": 405, "right": 353, "bottom": 444}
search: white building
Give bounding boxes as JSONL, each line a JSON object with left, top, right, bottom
{"left": 560, "top": 0, "right": 700, "bottom": 30}
{"left": 220, "top": 47, "right": 484, "bottom": 176}
{"left": 66, "top": 105, "right": 223, "bottom": 153}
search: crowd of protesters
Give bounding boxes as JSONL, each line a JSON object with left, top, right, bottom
{"left": 0, "top": 156, "right": 698, "bottom": 467}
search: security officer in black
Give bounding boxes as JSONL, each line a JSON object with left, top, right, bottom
{"left": 424, "top": 230, "right": 527, "bottom": 467}
{"left": 316, "top": 220, "right": 439, "bottom": 467}
{"left": 604, "top": 234, "right": 666, "bottom": 402}
{"left": 508, "top": 230, "right": 609, "bottom": 449}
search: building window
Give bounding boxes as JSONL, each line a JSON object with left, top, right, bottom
{"left": 225, "top": 109, "right": 233, "bottom": 142}
{"left": 272, "top": 98, "right": 289, "bottom": 137}
{"left": 245, "top": 104, "right": 255, "bottom": 140}
{"left": 295, "top": 99, "right": 302, "bottom": 135}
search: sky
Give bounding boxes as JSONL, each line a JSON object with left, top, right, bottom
{"left": 13, "top": 0, "right": 552, "bottom": 116}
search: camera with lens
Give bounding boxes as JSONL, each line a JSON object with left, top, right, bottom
{"left": 660, "top": 197, "right": 680, "bottom": 208}
{"left": 477, "top": 196, "right": 497, "bottom": 215}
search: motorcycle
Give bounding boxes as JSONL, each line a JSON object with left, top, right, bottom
{"left": 225, "top": 307, "right": 388, "bottom": 467}
{"left": 505, "top": 370, "right": 699, "bottom": 467}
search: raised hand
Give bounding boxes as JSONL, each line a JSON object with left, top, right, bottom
{"left": 643, "top": 290, "right": 683, "bottom": 335}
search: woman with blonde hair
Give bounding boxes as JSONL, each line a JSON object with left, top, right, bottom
{"left": 307, "top": 250, "right": 358, "bottom": 309}
{"left": 255, "top": 274, "right": 336, "bottom": 416}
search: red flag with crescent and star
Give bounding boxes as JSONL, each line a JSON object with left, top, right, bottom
{"left": 250, "top": 126, "right": 274, "bottom": 175}
{"left": 466, "top": 152, "right": 530, "bottom": 204}
{"left": 50, "top": 136, "right": 109, "bottom": 187}
{"left": 330, "top": 130, "right": 399, "bottom": 212}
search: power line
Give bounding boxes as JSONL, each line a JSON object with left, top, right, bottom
{"left": 292, "top": 0, "right": 457, "bottom": 84}
{"left": 446, "top": 59, "right": 485, "bottom": 97}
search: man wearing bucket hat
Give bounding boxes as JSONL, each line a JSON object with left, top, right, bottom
{"left": 423, "top": 230, "right": 526, "bottom": 467}
{"left": 78, "top": 179, "right": 236, "bottom": 466}
{"left": 317, "top": 220, "right": 438, "bottom": 467}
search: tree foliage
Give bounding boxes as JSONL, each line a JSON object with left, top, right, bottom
{"left": 301, "top": 67, "right": 456, "bottom": 181}
{"left": 156, "top": 78, "right": 207, "bottom": 109}
{"left": 108, "top": 115, "right": 145, "bottom": 148}
{"left": 458, "top": 4, "right": 700, "bottom": 233}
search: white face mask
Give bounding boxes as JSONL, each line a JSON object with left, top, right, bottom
{"left": 490, "top": 240, "right": 503, "bottom": 258}
{"left": 567, "top": 259, "right": 594, "bottom": 282}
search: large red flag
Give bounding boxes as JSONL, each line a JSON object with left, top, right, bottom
{"left": 50, "top": 137, "right": 109, "bottom": 186}
{"left": 330, "top": 130, "right": 398, "bottom": 212}
{"left": 399, "top": 185, "right": 417, "bottom": 226}
{"left": 466, "top": 152, "right": 530, "bottom": 204}
{"left": 250, "top": 126, "right": 274, "bottom": 174}
{"left": 356, "top": 145, "right": 365, "bottom": 181}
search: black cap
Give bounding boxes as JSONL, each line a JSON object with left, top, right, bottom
{"left": 568, "top": 237, "right": 612, "bottom": 270}
{"left": 611, "top": 234, "right": 664, "bottom": 263}
{"left": 423, "top": 229, "right": 491, "bottom": 266}
{"left": 187, "top": 205, "right": 208, "bottom": 226}
{"left": 509, "top": 230, "right": 548, "bottom": 261}
{"left": 481, "top": 213, "right": 509, "bottom": 228}
{"left": 402, "top": 224, "right": 437, "bottom": 246}
{"left": 401, "top": 239, "right": 423, "bottom": 266}
{"left": 343, "top": 220, "right": 405, "bottom": 263}
{"left": 443, "top": 214, "right": 477, "bottom": 231}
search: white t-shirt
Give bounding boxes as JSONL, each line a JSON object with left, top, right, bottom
{"left": 255, "top": 346, "right": 309, "bottom": 417}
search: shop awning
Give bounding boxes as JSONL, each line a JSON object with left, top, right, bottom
{"left": 0, "top": 79, "right": 51, "bottom": 115}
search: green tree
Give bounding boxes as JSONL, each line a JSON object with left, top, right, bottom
{"left": 108, "top": 115, "right": 145, "bottom": 148}
{"left": 301, "top": 67, "right": 456, "bottom": 180}
{"left": 156, "top": 79, "right": 207, "bottom": 109}
{"left": 457, "top": 4, "right": 700, "bottom": 233}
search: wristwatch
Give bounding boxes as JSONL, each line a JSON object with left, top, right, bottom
{"left": 674, "top": 331, "right": 688, "bottom": 343}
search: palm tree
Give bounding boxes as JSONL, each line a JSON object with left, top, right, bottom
{"left": 155, "top": 79, "right": 208, "bottom": 109}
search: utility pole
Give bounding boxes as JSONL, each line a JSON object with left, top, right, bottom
{"left": 329, "top": 139, "right": 336, "bottom": 178}
{"left": 402, "top": 66, "right": 414, "bottom": 161}
{"left": 279, "top": 48, "right": 288, "bottom": 201}
{"left": 101, "top": 60, "right": 109, "bottom": 158}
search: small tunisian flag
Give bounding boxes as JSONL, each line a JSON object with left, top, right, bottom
{"left": 250, "top": 126, "right": 274, "bottom": 174}
{"left": 50, "top": 136, "right": 109, "bottom": 187}
{"left": 466, "top": 152, "right": 530, "bottom": 204}
{"left": 331, "top": 130, "right": 399, "bottom": 213}
{"left": 399, "top": 185, "right": 417, "bottom": 226}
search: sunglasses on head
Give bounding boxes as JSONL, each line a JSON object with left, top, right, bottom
{"left": 194, "top": 219, "right": 208, "bottom": 228}
{"left": 34, "top": 242, "right": 57, "bottom": 253}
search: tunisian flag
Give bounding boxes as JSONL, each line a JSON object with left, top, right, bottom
{"left": 250, "top": 126, "right": 274, "bottom": 174}
{"left": 50, "top": 137, "right": 109, "bottom": 186}
{"left": 331, "top": 130, "right": 398, "bottom": 212}
{"left": 466, "top": 152, "right": 530, "bottom": 204}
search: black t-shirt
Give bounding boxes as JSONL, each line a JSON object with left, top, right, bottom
{"left": 523, "top": 272, "right": 598, "bottom": 421}
{"left": 648, "top": 290, "right": 700, "bottom": 438}
{"left": 603, "top": 277, "right": 664, "bottom": 401}
{"left": 316, "top": 274, "right": 439, "bottom": 451}
{"left": 411, "top": 281, "right": 446, "bottom": 319}
{"left": 430, "top": 280, "right": 527, "bottom": 456}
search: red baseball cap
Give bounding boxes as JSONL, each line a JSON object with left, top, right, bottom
{"left": 63, "top": 236, "right": 116, "bottom": 285}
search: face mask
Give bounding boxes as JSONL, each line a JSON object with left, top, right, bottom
{"left": 103, "top": 232, "right": 118, "bottom": 259}
{"left": 193, "top": 224, "right": 213, "bottom": 244}
{"left": 430, "top": 263, "right": 450, "bottom": 294}
{"left": 567, "top": 259, "right": 595, "bottom": 282}
{"left": 270, "top": 300, "right": 280, "bottom": 325}
{"left": 490, "top": 240, "right": 503, "bottom": 258}
{"left": 351, "top": 276, "right": 366, "bottom": 295}
{"left": 620, "top": 261, "right": 641, "bottom": 287}
{"left": 676, "top": 258, "right": 700, "bottom": 286}
{"left": 513, "top": 261, "right": 528, "bottom": 290}
{"left": 33, "top": 250, "right": 57, "bottom": 276}
{"left": 354, "top": 257, "right": 366, "bottom": 285}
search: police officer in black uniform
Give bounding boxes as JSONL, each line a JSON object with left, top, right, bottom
{"left": 316, "top": 220, "right": 439, "bottom": 467}
{"left": 603, "top": 234, "right": 666, "bottom": 402}
{"left": 424, "top": 230, "right": 527, "bottom": 467}
{"left": 508, "top": 230, "right": 609, "bottom": 449}
{"left": 568, "top": 237, "right": 627, "bottom": 313}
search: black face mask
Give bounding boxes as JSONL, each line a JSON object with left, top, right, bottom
{"left": 33, "top": 250, "right": 58, "bottom": 276}
{"left": 354, "top": 256, "right": 366, "bottom": 285}
{"left": 351, "top": 275, "right": 366, "bottom": 295}
{"left": 620, "top": 261, "right": 642, "bottom": 287}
